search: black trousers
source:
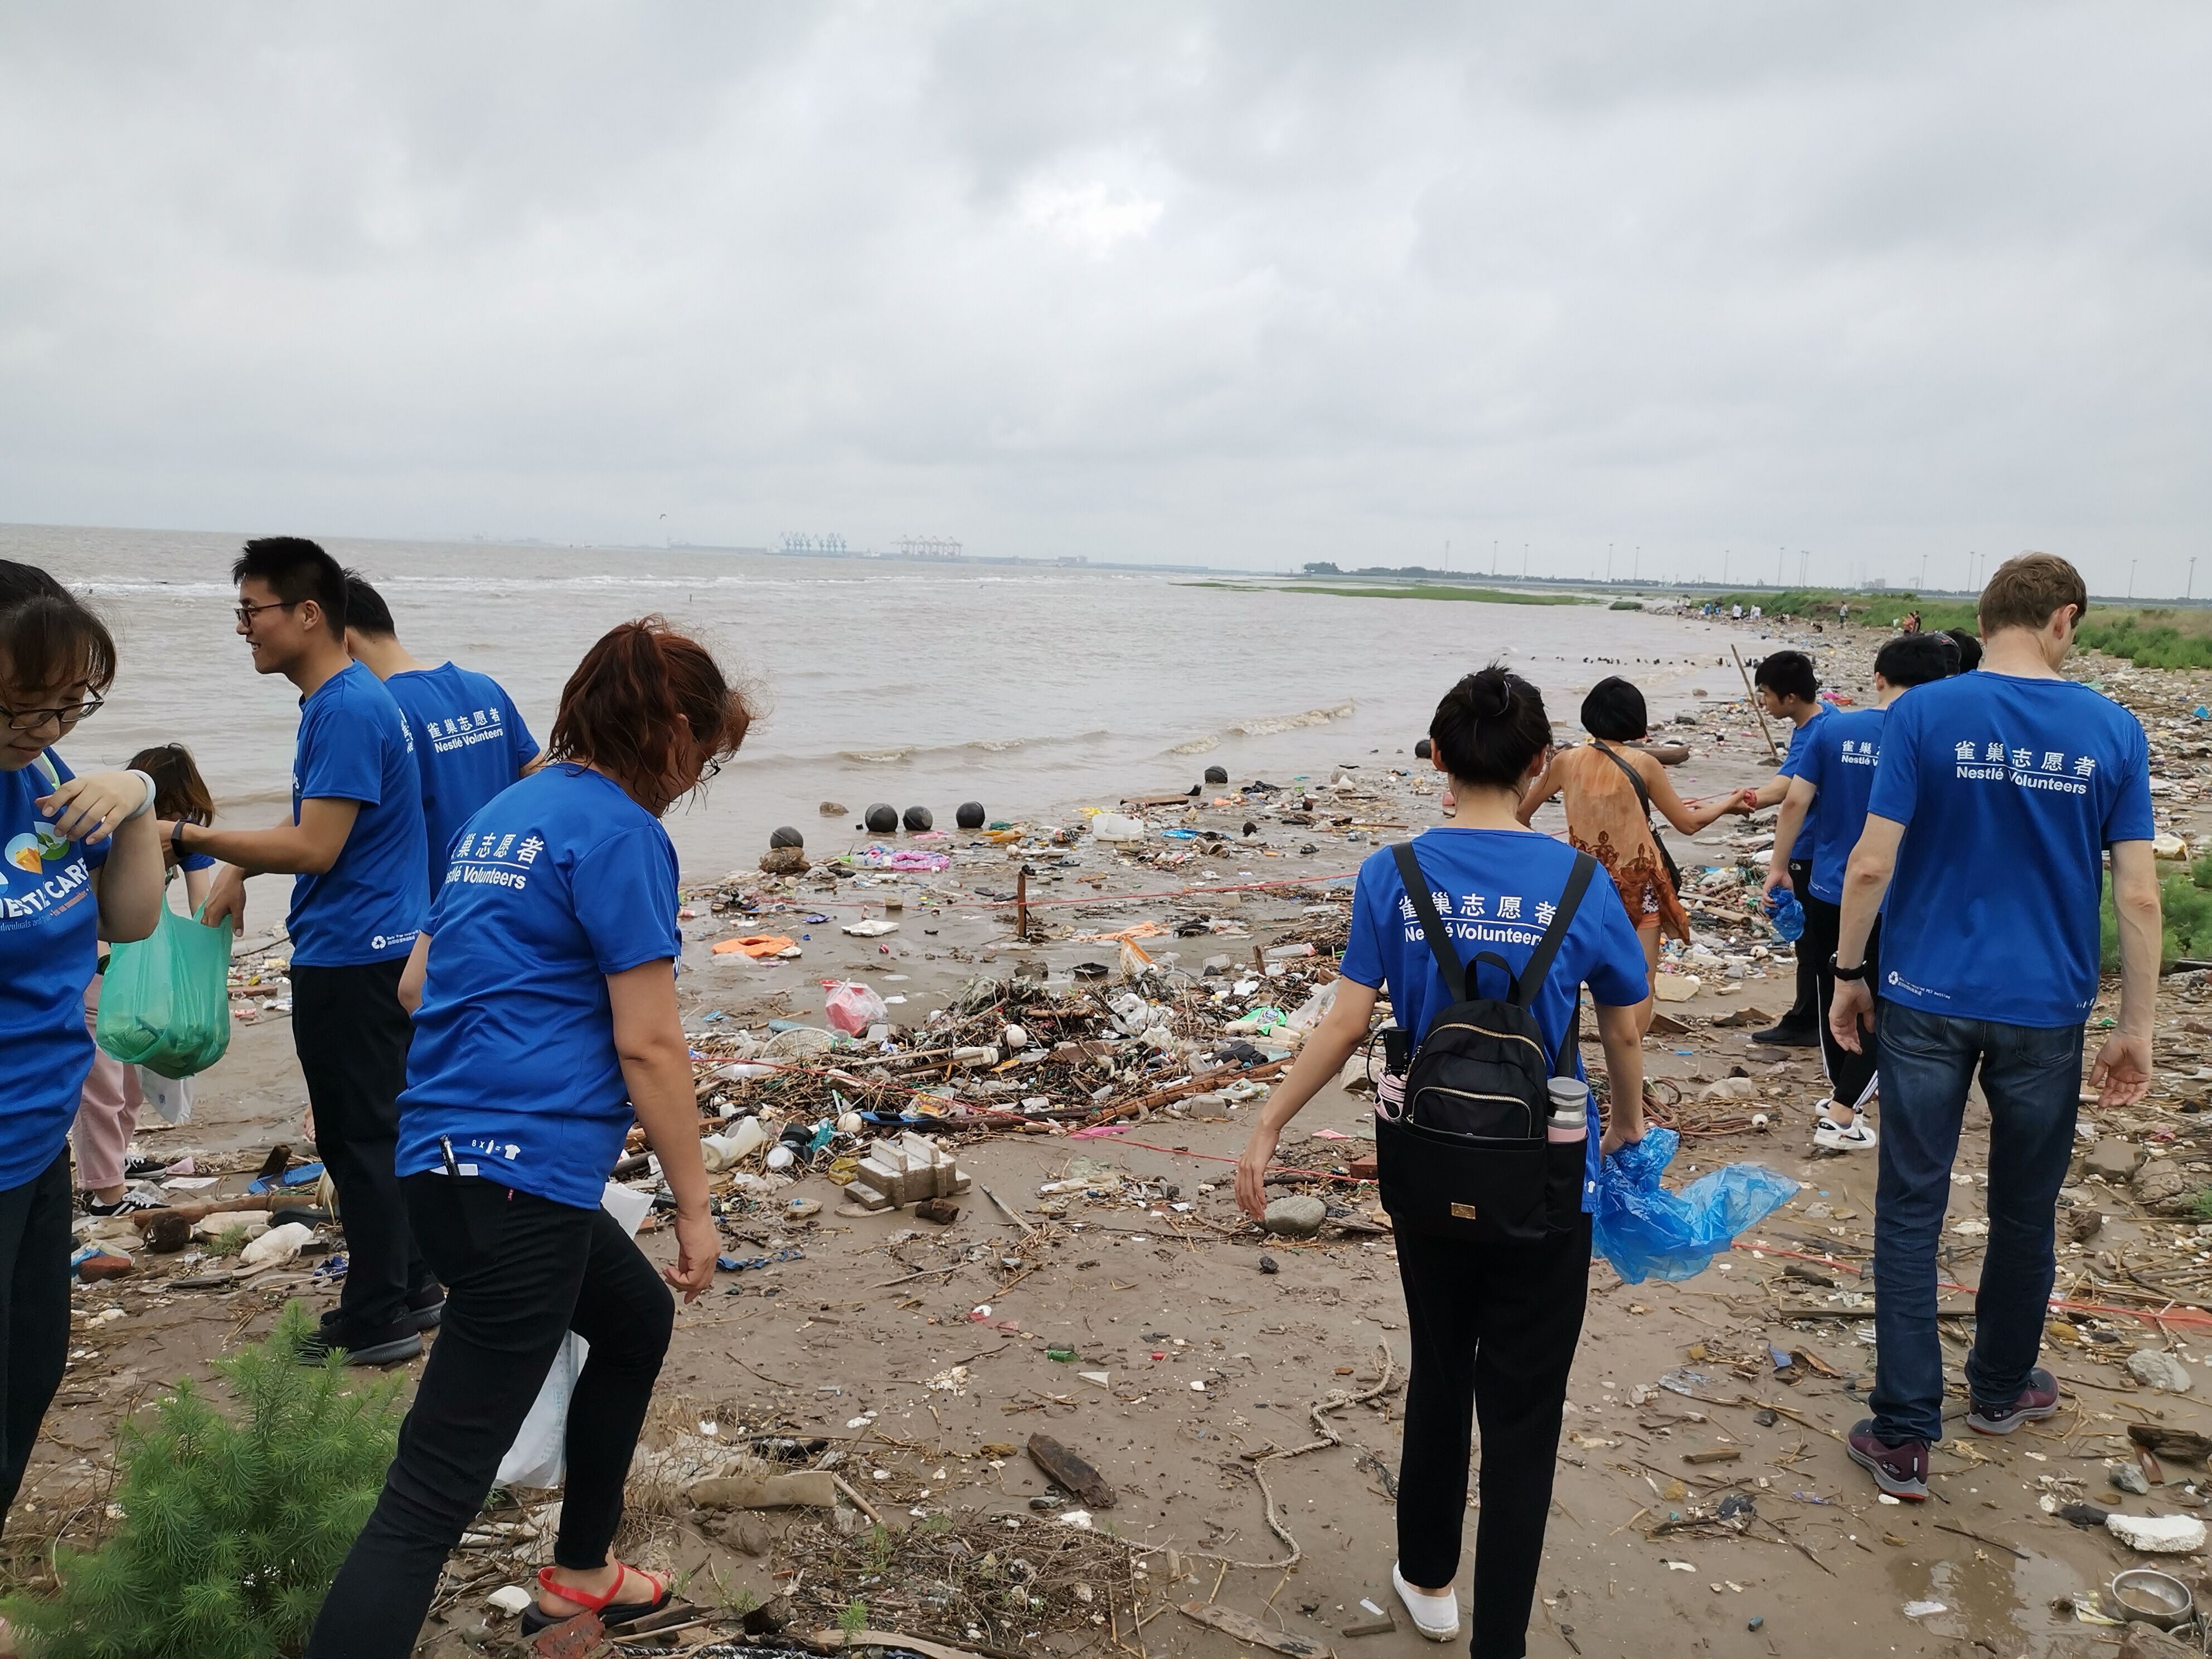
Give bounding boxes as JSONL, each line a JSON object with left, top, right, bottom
{"left": 1782, "top": 858, "right": 1816, "bottom": 1025}
{"left": 1802, "top": 896, "right": 1881, "bottom": 1111}
{"left": 0, "top": 1149, "right": 72, "bottom": 1539}
{"left": 307, "top": 1175, "right": 675, "bottom": 1659}
{"left": 1396, "top": 1215, "right": 1592, "bottom": 1659}
{"left": 292, "top": 959, "right": 428, "bottom": 1329}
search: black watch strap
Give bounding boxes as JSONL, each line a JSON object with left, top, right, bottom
{"left": 1830, "top": 953, "right": 1868, "bottom": 983}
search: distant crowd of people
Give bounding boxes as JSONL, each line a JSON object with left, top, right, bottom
{"left": 0, "top": 546, "right": 2164, "bottom": 1658}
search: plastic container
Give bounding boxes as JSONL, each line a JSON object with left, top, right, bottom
{"left": 1765, "top": 887, "right": 1805, "bottom": 944}
{"left": 1546, "top": 1077, "right": 1589, "bottom": 1144}
{"left": 700, "top": 1117, "right": 767, "bottom": 1172}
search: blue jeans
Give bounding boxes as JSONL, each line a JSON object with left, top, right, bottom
{"left": 1870, "top": 1002, "right": 2083, "bottom": 1446}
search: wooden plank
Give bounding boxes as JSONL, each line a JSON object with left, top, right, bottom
{"left": 1180, "top": 1603, "right": 1335, "bottom": 1658}
{"left": 1028, "top": 1433, "right": 1116, "bottom": 1508}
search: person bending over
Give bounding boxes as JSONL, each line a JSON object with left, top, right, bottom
{"left": 305, "top": 617, "right": 746, "bottom": 1658}
{"left": 1239, "top": 665, "right": 1651, "bottom": 1657}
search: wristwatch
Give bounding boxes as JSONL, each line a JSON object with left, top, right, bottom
{"left": 1830, "top": 954, "right": 1868, "bottom": 983}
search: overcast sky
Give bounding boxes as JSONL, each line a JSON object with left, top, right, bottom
{"left": 2, "top": 4, "right": 2207, "bottom": 591}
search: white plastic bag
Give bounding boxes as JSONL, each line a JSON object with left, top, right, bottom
{"left": 139, "top": 1068, "right": 194, "bottom": 1125}
{"left": 496, "top": 1181, "right": 656, "bottom": 1489}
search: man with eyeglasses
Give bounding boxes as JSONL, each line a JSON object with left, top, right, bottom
{"left": 167, "top": 537, "right": 434, "bottom": 1367}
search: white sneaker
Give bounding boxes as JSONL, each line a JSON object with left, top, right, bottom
{"left": 1814, "top": 1115, "right": 1878, "bottom": 1151}
{"left": 1391, "top": 1563, "right": 1461, "bottom": 1642}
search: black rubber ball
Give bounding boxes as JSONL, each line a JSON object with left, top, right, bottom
{"left": 1204, "top": 765, "right": 1229, "bottom": 785}
{"left": 955, "top": 801, "right": 986, "bottom": 829}
{"left": 864, "top": 803, "right": 898, "bottom": 833}
{"left": 769, "top": 826, "right": 804, "bottom": 849}
{"left": 1414, "top": 737, "right": 1432, "bottom": 759}
{"left": 903, "top": 806, "right": 934, "bottom": 832}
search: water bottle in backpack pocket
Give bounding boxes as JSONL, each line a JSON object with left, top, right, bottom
{"left": 1373, "top": 843, "right": 1597, "bottom": 1245}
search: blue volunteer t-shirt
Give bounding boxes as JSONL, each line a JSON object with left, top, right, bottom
{"left": 1340, "top": 828, "right": 1651, "bottom": 1212}
{"left": 398, "top": 765, "right": 681, "bottom": 1208}
{"left": 1775, "top": 707, "right": 1828, "bottom": 861}
{"left": 1788, "top": 706, "right": 1885, "bottom": 904}
{"left": 1867, "top": 672, "right": 2155, "bottom": 1027}
{"left": 0, "top": 751, "right": 110, "bottom": 1190}
{"left": 287, "top": 662, "right": 430, "bottom": 967}
{"left": 382, "top": 662, "right": 540, "bottom": 890}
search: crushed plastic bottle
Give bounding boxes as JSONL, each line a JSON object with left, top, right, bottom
{"left": 1765, "top": 887, "right": 1805, "bottom": 944}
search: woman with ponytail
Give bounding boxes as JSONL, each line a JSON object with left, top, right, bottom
{"left": 309, "top": 618, "right": 751, "bottom": 1658}
{"left": 1234, "top": 666, "right": 1652, "bottom": 1658}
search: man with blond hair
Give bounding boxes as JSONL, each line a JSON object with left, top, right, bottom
{"left": 1829, "top": 552, "right": 2161, "bottom": 1499}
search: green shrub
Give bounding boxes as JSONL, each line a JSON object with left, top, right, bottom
{"left": 2078, "top": 613, "right": 2212, "bottom": 671}
{"left": 1, "top": 1303, "right": 405, "bottom": 1659}
{"left": 2099, "top": 855, "right": 2212, "bottom": 973}
{"left": 1609, "top": 599, "right": 1642, "bottom": 610}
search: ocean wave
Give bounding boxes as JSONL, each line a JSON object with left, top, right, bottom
{"left": 1228, "top": 701, "right": 1356, "bottom": 738}
{"left": 840, "top": 747, "right": 918, "bottom": 765}
{"left": 1168, "top": 734, "right": 1220, "bottom": 755}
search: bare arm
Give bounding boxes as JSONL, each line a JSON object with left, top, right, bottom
{"left": 1639, "top": 751, "right": 1738, "bottom": 835}
{"left": 1827, "top": 813, "right": 1903, "bottom": 1054}
{"left": 2095, "top": 840, "right": 2161, "bottom": 1108}
{"left": 183, "top": 863, "right": 214, "bottom": 911}
{"left": 1515, "top": 755, "right": 1564, "bottom": 827}
{"left": 608, "top": 961, "right": 717, "bottom": 1302}
{"left": 1235, "top": 980, "right": 1381, "bottom": 1217}
{"left": 397, "top": 931, "right": 433, "bottom": 1015}
{"left": 38, "top": 770, "right": 165, "bottom": 943}
{"left": 1763, "top": 777, "right": 1817, "bottom": 898}
{"left": 169, "top": 799, "right": 362, "bottom": 877}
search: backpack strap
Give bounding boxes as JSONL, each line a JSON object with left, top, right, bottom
{"left": 1516, "top": 850, "right": 1597, "bottom": 1011}
{"left": 1593, "top": 741, "right": 1653, "bottom": 819}
{"left": 1389, "top": 842, "right": 1466, "bottom": 1004}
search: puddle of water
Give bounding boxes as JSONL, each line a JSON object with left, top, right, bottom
{"left": 1889, "top": 1542, "right": 2095, "bottom": 1656}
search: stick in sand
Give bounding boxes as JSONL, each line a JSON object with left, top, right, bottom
{"left": 1732, "top": 645, "right": 1782, "bottom": 764}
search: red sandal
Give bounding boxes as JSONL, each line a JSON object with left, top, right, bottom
{"left": 520, "top": 1561, "right": 672, "bottom": 1634}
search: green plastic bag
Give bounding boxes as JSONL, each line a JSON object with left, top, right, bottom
{"left": 95, "top": 903, "right": 235, "bottom": 1080}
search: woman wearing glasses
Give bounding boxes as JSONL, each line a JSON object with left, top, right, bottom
{"left": 307, "top": 617, "right": 744, "bottom": 1657}
{"left": 0, "top": 562, "right": 163, "bottom": 1616}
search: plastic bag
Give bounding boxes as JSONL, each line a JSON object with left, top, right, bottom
{"left": 823, "top": 979, "right": 888, "bottom": 1035}
{"left": 1590, "top": 1126, "right": 1798, "bottom": 1284}
{"left": 94, "top": 904, "right": 234, "bottom": 1080}
{"left": 498, "top": 1182, "right": 654, "bottom": 1488}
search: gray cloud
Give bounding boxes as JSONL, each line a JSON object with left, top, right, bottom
{"left": 1, "top": 2, "right": 2207, "bottom": 590}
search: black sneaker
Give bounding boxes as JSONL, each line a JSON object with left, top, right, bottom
{"left": 1847, "top": 1419, "right": 1929, "bottom": 1500}
{"left": 1751, "top": 1019, "right": 1820, "bottom": 1048}
{"left": 405, "top": 1283, "right": 446, "bottom": 1332}
{"left": 1967, "top": 1367, "right": 2061, "bottom": 1435}
{"left": 297, "top": 1316, "right": 424, "bottom": 1367}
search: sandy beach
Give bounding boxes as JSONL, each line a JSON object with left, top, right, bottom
{"left": 22, "top": 605, "right": 2212, "bottom": 1659}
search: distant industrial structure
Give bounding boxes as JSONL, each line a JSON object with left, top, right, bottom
{"left": 895, "top": 536, "right": 963, "bottom": 560}
{"left": 779, "top": 532, "right": 848, "bottom": 556}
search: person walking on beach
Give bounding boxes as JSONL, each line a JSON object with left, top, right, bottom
{"left": 1517, "top": 676, "right": 1747, "bottom": 1036}
{"left": 1237, "top": 664, "right": 1651, "bottom": 1655}
{"left": 1830, "top": 554, "right": 2160, "bottom": 1500}
{"left": 305, "top": 618, "right": 744, "bottom": 1658}
{"left": 0, "top": 563, "right": 163, "bottom": 1624}
{"left": 343, "top": 571, "right": 540, "bottom": 888}
{"left": 74, "top": 743, "right": 219, "bottom": 1214}
{"left": 1760, "top": 634, "right": 1956, "bottom": 1153}
{"left": 1740, "top": 651, "right": 1828, "bottom": 1047}
{"left": 171, "top": 538, "right": 433, "bottom": 1366}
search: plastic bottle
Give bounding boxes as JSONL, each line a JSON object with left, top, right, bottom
{"left": 1546, "top": 1076, "right": 1590, "bottom": 1144}
{"left": 1765, "top": 887, "right": 1806, "bottom": 944}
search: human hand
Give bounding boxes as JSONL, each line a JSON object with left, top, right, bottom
{"left": 1600, "top": 1112, "right": 1645, "bottom": 1157}
{"left": 202, "top": 864, "right": 247, "bottom": 929}
{"left": 2090, "top": 1031, "right": 2153, "bottom": 1110}
{"left": 1738, "top": 788, "right": 1760, "bottom": 815}
{"left": 664, "top": 1209, "right": 719, "bottom": 1303}
{"left": 1762, "top": 862, "right": 1790, "bottom": 903}
{"left": 1829, "top": 977, "right": 1875, "bottom": 1054}
{"left": 1235, "top": 1124, "right": 1282, "bottom": 1221}
{"left": 37, "top": 770, "right": 146, "bottom": 843}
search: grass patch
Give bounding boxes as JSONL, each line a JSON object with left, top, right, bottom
{"left": 2077, "top": 610, "right": 2212, "bottom": 671}
{"left": 1182, "top": 581, "right": 1587, "bottom": 606}
{"left": 2102, "top": 850, "right": 2212, "bottom": 973}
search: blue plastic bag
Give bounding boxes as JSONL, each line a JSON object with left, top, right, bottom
{"left": 1591, "top": 1126, "right": 1798, "bottom": 1284}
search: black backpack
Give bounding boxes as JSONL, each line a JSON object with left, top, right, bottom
{"left": 1373, "top": 841, "right": 1597, "bottom": 1244}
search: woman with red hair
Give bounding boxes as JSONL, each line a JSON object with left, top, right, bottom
{"left": 309, "top": 618, "right": 751, "bottom": 1657}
